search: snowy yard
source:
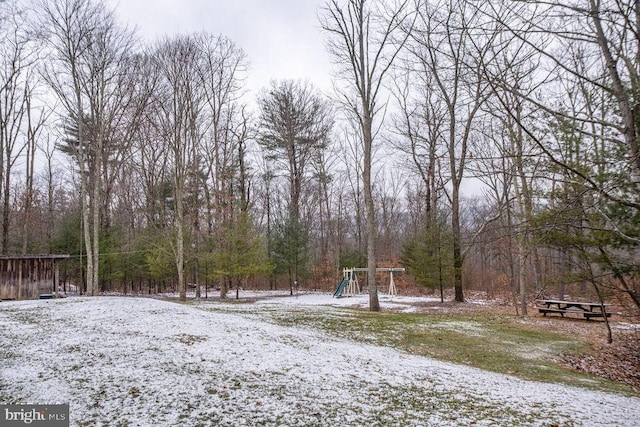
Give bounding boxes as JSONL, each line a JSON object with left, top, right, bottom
{"left": 1, "top": 295, "right": 639, "bottom": 426}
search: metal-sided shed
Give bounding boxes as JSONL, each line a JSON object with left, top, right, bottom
{"left": 0, "top": 255, "right": 70, "bottom": 300}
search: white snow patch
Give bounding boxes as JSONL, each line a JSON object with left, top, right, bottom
{"left": 256, "top": 292, "right": 441, "bottom": 313}
{"left": 614, "top": 322, "right": 640, "bottom": 331}
{"left": 0, "top": 296, "right": 638, "bottom": 426}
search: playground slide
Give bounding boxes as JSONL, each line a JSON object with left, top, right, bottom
{"left": 333, "top": 277, "right": 349, "bottom": 298}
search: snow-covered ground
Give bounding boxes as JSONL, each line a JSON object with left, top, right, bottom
{"left": 255, "top": 291, "right": 439, "bottom": 311}
{"left": 1, "top": 295, "right": 639, "bottom": 426}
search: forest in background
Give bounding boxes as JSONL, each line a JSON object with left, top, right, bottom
{"left": 0, "top": 0, "right": 639, "bottom": 317}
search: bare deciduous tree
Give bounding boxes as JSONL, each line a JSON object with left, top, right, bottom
{"left": 0, "top": 0, "right": 35, "bottom": 254}
{"left": 195, "top": 34, "right": 248, "bottom": 298}
{"left": 321, "top": 0, "right": 413, "bottom": 311}
{"left": 478, "top": 0, "right": 640, "bottom": 315}
{"left": 38, "top": 0, "right": 137, "bottom": 295}
{"left": 152, "top": 35, "right": 205, "bottom": 301}
{"left": 406, "top": 0, "right": 495, "bottom": 302}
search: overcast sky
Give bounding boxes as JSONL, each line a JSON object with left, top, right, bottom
{"left": 99, "top": 1, "right": 485, "bottom": 196}
{"left": 106, "top": 0, "right": 334, "bottom": 97}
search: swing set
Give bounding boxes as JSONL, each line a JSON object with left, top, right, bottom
{"left": 333, "top": 267, "right": 405, "bottom": 298}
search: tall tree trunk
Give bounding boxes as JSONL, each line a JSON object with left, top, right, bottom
{"left": 363, "top": 115, "right": 380, "bottom": 311}
{"left": 21, "top": 92, "right": 38, "bottom": 255}
{"left": 451, "top": 187, "right": 464, "bottom": 303}
{"left": 2, "top": 156, "right": 10, "bottom": 253}
{"left": 91, "top": 141, "right": 101, "bottom": 295}
{"left": 82, "top": 183, "right": 93, "bottom": 295}
{"left": 176, "top": 193, "right": 186, "bottom": 301}
{"left": 518, "top": 243, "right": 527, "bottom": 316}
{"left": 78, "top": 110, "right": 93, "bottom": 296}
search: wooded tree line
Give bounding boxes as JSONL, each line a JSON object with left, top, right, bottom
{"left": 1, "top": 0, "right": 638, "bottom": 315}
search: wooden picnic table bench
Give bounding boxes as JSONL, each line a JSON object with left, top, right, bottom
{"left": 536, "top": 299, "right": 612, "bottom": 321}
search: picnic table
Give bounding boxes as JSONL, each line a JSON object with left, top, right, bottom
{"left": 536, "top": 299, "right": 612, "bottom": 320}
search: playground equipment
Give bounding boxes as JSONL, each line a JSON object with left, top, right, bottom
{"left": 333, "top": 267, "right": 405, "bottom": 298}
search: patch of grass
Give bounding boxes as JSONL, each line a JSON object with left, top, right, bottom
{"left": 64, "top": 344, "right": 83, "bottom": 353}
{"left": 0, "top": 348, "right": 18, "bottom": 359}
{"left": 373, "top": 383, "right": 550, "bottom": 426}
{"left": 203, "top": 303, "right": 638, "bottom": 397}
{"left": 173, "top": 333, "right": 207, "bottom": 345}
{"left": 4, "top": 309, "right": 43, "bottom": 325}
{"left": 129, "top": 386, "right": 141, "bottom": 398}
